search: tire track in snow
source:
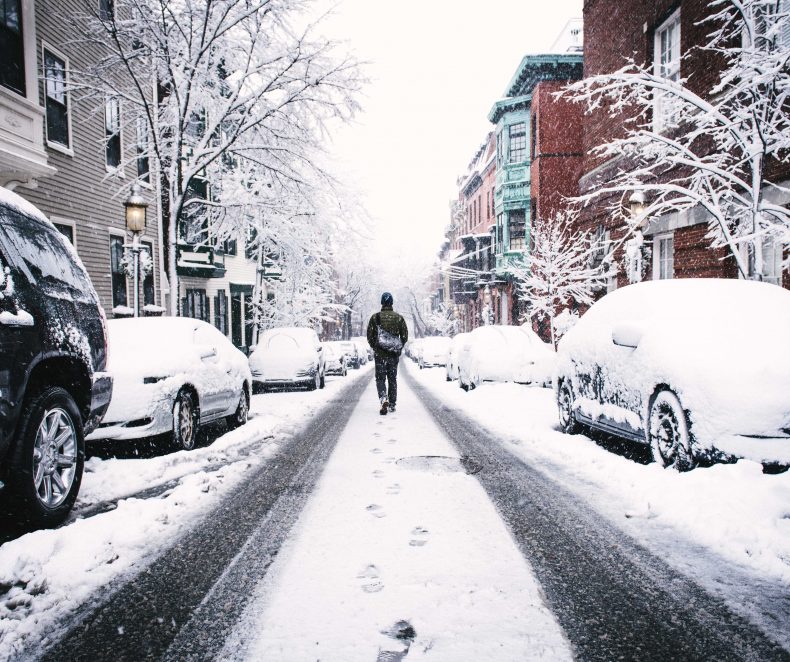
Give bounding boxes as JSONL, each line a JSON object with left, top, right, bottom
{"left": 405, "top": 370, "right": 789, "bottom": 662}
{"left": 35, "top": 374, "right": 372, "bottom": 662}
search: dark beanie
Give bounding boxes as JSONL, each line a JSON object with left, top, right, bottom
{"left": 381, "top": 292, "right": 393, "bottom": 306}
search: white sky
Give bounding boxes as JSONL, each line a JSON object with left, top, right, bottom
{"left": 321, "top": 0, "right": 583, "bottom": 269}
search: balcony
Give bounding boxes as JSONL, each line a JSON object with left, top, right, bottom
{"left": 176, "top": 244, "right": 226, "bottom": 278}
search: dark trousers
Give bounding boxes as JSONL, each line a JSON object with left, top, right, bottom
{"left": 374, "top": 353, "right": 399, "bottom": 405}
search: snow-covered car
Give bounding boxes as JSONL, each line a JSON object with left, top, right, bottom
{"left": 88, "top": 317, "right": 251, "bottom": 451}
{"left": 409, "top": 338, "right": 425, "bottom": 364}
{"left": 0, "top": 188, "right": 112, "bottom": 527}
{"left": 351, "top": 336, "right": 374, "bottom": 361}
{"left": 445, "top": 332, "right": 471, "bottom": 381}
{"left": 249, "top": 327, "right": 326, "bottom": 390}
{"left": 323, "top": 343, "right": 347, "bottom": 377}
{"left": 458, "top": 325, "right": 555, "bottom": 391}
{"left": 335, "top": 341, "right": 360, "bottom": 369}
{"left": 555, "top": 279, "right": 790, "bottom": 471}
{"left": 418, "top": 336, "right": 451, "bottom": 368}
{"left": 351, "top": 338, "right": 369, "bottom": 365}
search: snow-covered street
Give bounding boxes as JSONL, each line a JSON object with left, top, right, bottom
{"left": 1, "top": 359, "right": 788, "bottom": 660}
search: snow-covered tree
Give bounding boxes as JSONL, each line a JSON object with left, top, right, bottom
{"left": 566, "top": 0, "right": 790, "bottom": 279}
{"left": 512, "top": 212, "right": 610, "bottom": 349}
{"left": 74, "top": 0, "right": 363, "bottom": 314}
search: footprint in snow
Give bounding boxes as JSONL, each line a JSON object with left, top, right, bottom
{"left": 383, "top": 456, "right": 397, "bottom": 464}
{"left": 409, "top": 526, "right": 429, "bottom": 547}
{"left": 373, "top": 432, "right": 382, "bottom": 438}
{"left": 386, "top": 438, "right": 397, "bottom": 444}
{"left": 371, "top": 448, "right": 383, "bottom": 455}
{"left": 358, "top": 564, "right": 384, "bottom": 593}
{"left": 367, "top": 504, "right": 386, "bottom": 518}
{"left": 386, "top": 483, "right": 401, "bottom": 495}
{"left": 372, "top": 469, "right": 385, "bottom": 479}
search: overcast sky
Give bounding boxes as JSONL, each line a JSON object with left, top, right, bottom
{"left": 321, "top": 0, "right": 583, "bottom": 271}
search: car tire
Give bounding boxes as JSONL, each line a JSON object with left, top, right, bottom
{"left": 172, "top": 389, "right": 199, "bottom": 451}
{"left": 557, "top": 381, "right": 581, "bottom": 435}
{"left": 4, "top": 386, "right": 84, "bottom": 528}
{"left": 319, "top": 370, "right": 326, "bottom": 389}
{"left": 460, "top": 378, "right": 469, "bottom": 392}
{"left": 648, "top": 389, "right": 696, "bottom": 472}
{"left": 308, "top": 370, "right": 319, "bottom": 391}
{"left": 226, "top": 386, "right": 249, "bottom": 430}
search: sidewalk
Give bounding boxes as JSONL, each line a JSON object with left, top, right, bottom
{"left": 222, "top": 376, "right": 571, "bottom": 661}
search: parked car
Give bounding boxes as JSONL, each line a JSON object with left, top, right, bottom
{"left": 351, "top": 338, "right": 369, "bottom": 365}
{"left": 88, "top": 317, "right": 251, "bottom": 451}
{"left": 250, "top": 327, "right": 326, "bottom": 390}
{"left": 446, "top": 333, "right": 471, "bottom": 381}
{"left": 323, "top": 343, "right": 348, "bottom": 376}
{"left": 336, "top": 341, "right": 361, "bottom": 369}
{"left": 351, "top": 336, "right": 373, "bottom": 361}
{"left": 0, "top": 188, "right": 112, "bottom": 526}
{"left": 555, "top": 278, "right": 790, "bottom": 471}
{"left": 419, "top": 336, "right": 451, "bottom": 368}
{"left": 458, "top": 325, "right": 555, "bottom": 391}
{"left": 409, "top": 338, "right": 425, "bottom": 364}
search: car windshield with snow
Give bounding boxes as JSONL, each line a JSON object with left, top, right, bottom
{"left": 249, "top": 327, "right": 326, "bottom": 390}
{"left": 0, "top": 189, "right": 112, "bottom": 527}
{"left": 87, "top": 317, "right": 251, "bottom": 451}
{"left": 458, "top": 325, "right": 555, "bottom": 391}
{"left": 555, "top": 278, "right": 790, "bottom": 471}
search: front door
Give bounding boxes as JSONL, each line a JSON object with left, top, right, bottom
{"left": 231, "top": 292, "right": 242, "bottom": 349}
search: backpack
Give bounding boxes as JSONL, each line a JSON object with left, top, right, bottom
{"left": 376, "top": 312, "right": 403, "bottom": 355}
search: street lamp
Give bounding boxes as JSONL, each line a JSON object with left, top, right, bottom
{"left": 482, "top": 285, "right": 492, "bottom": 326}
{"left": 628, "top": 190, "right": 646, "bottom": 223}
{"left": 124, "top": 183, "right": 149, "bottom": 317}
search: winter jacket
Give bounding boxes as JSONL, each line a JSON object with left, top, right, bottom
{"left": 367, "top": 305, "right": 409, "bottom": 356}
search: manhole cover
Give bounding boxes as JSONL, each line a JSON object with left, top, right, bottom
{"left": 396, "top": 455, "right": 482, "bottom": 475}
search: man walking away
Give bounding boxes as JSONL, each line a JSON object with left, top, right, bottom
{"left": 367, "top": 292, "right": 409, "bottom": 415}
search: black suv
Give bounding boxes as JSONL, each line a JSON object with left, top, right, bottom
{"left": 0, "top": 190, "right": 112, "bottom": 527}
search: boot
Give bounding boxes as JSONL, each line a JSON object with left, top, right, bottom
{"left": 379, "top": 398, "right": 388, "bottom": 416}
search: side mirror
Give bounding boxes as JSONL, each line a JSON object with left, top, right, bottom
{"left": 611, "top": 322, "right": 643, "bottom": 349}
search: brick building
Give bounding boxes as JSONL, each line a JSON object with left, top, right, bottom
{"left": 578, "top": 0, "right": 789, "bottom": 289}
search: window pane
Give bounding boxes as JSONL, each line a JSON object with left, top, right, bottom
{"left": 54, "top": 223, "right": 74, "bottom": 244}
{"left": 136, "top": 117, "right": 150, "bottom": 181}
{"left": 509, "top": 122, "right": 527, "bottom": 163}
{"left": 44, "top": 51, "right": 69, "bottom": 146}
{"left": 141, "top": 240, "right": 155, "bottom": 305}
{"left": 105, "top": 98, "right": 121, "bottom": 167}
{"left": 0, "top": 0, "right": 24, "bottom": 94}
{"left": 110, "top": 236, "right": 127, "bottom": 307}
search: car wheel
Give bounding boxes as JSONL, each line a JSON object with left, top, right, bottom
{"left": 648, "top": 389, "right": 696, "bottom": 472}
{"left": 557, "top": 381, "right": 581, "bottom": 434}
{"left": 173, "top": 389, "right": 199, "bottom": 451}
{"left": 460, "top": 378, "right": 469, "bottom": 392}
{"left": 226, "top": 386, "right": 249, "bottom": 430}
{"left": 5, "top": 386, "right": 84, "bottom": 528}
{"left": 308, "top": 370, "right": 319, "bottom": 391}
{"left": 319, "top": 370, "right": 326, "bottom": 389}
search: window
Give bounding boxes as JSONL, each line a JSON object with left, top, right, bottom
{"left": 105, "top": 97, "right": 121, "bottom": 169}
{"left": 761, "top": 238, "right": 784, "bottom": 285}
{"left": 214, "top": 290, "right": 228, "bottom": 335}
{"left": 508, "top": 122, "right": 527, "bottom": 163}
{"left": 99, "top": 0, "right": 114, "bottom": 21}
{"left": 54, "top": 222, "right": 74, "bottom": 244}
{"left": 653, "top": 10, "right": 681, "bottom": 131}
{"left": 0, "top": 0, "right": 24, "bottom": 94}
{"left": 508, "top": 209, "right": 526, "bottom": 251}
{"left": 531, "top": 114, "right": 538, "bottom": 159}
{"left": 44, "top": 48, "right": 70, "bottom": 148}
{"left": 750, "top": 0, "right": 790, "bottom": 51}
{"left": 110, "top": 235, "right": 127, "bottom": 307}
{"left": 496, "top": 131, "right": 503, "bottom": 167}
{"left": 653, "top": 233, "right": 674, "bottom": 280}
{"left": 141, "top": 240, "right": 155, "bottom": 306}
{"left": 136, "top": 117, "right": 150, "bottom": 182}
{"left": 183, "top": 288, "right": 209, "bottom": 322}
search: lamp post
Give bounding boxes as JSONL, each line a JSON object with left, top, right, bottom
{"left": 625, "top": 190, "right": 649, "bottom": 283}
{"left": 124, "top": 183, "right": 148, "bottom": 317}
{"left": 482, "top": 284, "right": 492, "bottom": 326}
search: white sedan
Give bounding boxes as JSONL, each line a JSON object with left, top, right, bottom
{"left": 249, "top": 327, "right": 326, "bottom": 390}
{"left": 445, "top": 332, "right": 471, "bottom": 381}
{"left": 88, "top": 317, "right": 252, "bottom": 451}
{"left": 458, "top": 325, "right": 555, "bottom": 391}
{"left": 418, "top": 336, "right": 451, "bottom": 368}
{"left": 556, "top": 278, "right": 790, "bottom": 471}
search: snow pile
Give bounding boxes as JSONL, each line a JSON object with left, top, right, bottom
{"left": 557, "top": 279, "right": 790, "bottom": 462}
{"left": 419, "top": 336, "right": 451, "bottom": 365}
{"left": 0, "top": 366, "right": 372, "bottom": 659}
{"left": 409, "top": 363, "right": 790, "bottom": 624}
